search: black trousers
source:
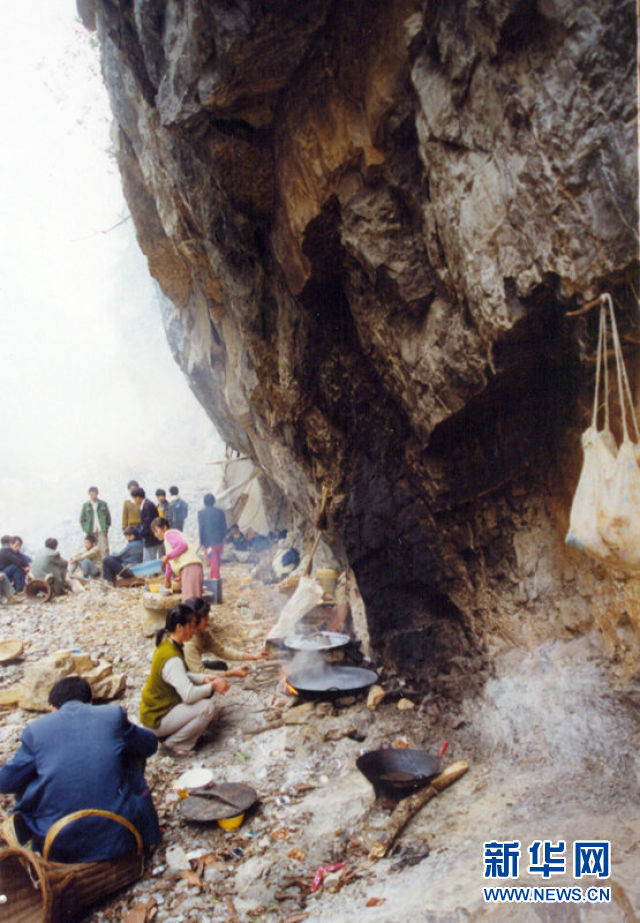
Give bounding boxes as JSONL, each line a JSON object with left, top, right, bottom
{"left": 102, "top": 556, "right": 133, "bottom": 584}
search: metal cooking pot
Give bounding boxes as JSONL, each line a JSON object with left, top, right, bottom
{"left": 286, "top": 665, "right": 378, "bottom": 698}
{"left": 283, "top": 631, "right": 350, "bottom": 652}
{"left": 356, "top": 748, "right": 441, "bottom": 794}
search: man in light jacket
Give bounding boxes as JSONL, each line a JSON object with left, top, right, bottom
{"left": 30, "top": 538, "right": 68, "bottom": 596}
{"left": 80, "top": 486, "right": 111, "bottom": 557}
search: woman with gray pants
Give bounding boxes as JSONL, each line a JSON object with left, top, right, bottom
{"left": 139, "top": 605, "right": 229, "bottom": 756}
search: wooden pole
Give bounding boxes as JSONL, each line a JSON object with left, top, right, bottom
{"left": 368, "top": 760, "right": 469, "bottom": 859}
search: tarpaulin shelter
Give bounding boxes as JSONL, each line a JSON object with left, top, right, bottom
{"left": 211, "top": 455, "right": 270, "bottom": 537}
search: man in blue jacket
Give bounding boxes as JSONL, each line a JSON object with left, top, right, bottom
{"left": 198, "top": 493, "right": 227, "bottom": 580}
{"left": 101, "top": 526, "right": 143, "bottom": 585}
{"left": 0, "top": 676, "right": 160, "bottom": 861}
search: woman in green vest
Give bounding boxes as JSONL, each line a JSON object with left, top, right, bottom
{"left": 140, "top": 605, "right": 229, "bottom": 755}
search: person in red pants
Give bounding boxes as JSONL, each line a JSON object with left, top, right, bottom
{"left": 197, "top": 493, "right": 226, "bottom": 579}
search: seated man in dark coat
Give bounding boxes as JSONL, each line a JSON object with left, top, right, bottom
{"left": 101, "top": 526, "right": 144, "bottom": 585}
{"left": 0, "top": 677, "right": 159, "bottom": 862}
{"left": 0, "top": 534, "right": 31, "bottom": 592}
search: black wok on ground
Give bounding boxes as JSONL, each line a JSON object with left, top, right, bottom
{"left": 356, "top": 748, "right": 441, "bottom": 796}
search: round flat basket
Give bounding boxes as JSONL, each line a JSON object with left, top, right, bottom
{"left": 179, "top": 783, "right": 257, "bottom": 823}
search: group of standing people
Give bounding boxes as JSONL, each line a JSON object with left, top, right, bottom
{"left": 0, "top": 481, "right": 224, "bottom": 601}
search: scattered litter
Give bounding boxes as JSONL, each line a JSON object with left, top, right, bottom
{"left": 122, "top": 897, "right": 157, "bottom": 923}
{"left": 288, "top": 848, "right": 307, "bottom": 862}
{"left": 396, "top": 698, "right": 415, "bottom": 711}
{"left": 172, "top": 767, "right": 214, "bottom": 793}
{"left": 165, "top": 845, "right": 190, "bottom": 871}
{"left": 310, "top": 862, "right": 346, "bottom": 893}
{"left": 178, "top": 869, "right": 202, "bottom": 890}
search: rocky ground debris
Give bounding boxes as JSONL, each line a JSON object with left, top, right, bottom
{"left": 1, "top": 563, "right": 640, "bottom": 921}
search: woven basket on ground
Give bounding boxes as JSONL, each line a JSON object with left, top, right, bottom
{"left": 24, "top": 581, "right": 52, "bottom": 603}
{"left": 0, "top": 809, "right": 144, "bottom": 922}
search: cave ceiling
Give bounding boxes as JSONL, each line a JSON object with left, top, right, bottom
{"left": 81, "top": 0, "right": 639, "bottom": 685}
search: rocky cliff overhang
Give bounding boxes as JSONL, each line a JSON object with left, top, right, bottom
{"left": 80, "top": 0, "right": 639, "bottom": 692}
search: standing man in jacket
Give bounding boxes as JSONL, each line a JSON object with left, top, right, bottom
{"left": 0, "top": 676, "right": 159, "bottom": 861}
{"left": 80, "top": 486, "right": 111, "bottom": 558}
{"left": 198, "top": 493, "right": 227, "bottom": 580}
{"left": 122, "top": 480, "right": 142, "bottom": 534}
{"left": 168, "top": 486, "right": 188, "bottom": 531}
{"left": 132, "top": 488, "right": 163, "bottom": 561}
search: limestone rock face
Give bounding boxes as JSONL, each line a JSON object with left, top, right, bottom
{"left": 84, "top": 0, "right": 639, "bottom": 689}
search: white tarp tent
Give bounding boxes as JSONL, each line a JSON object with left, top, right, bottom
{"left": 212, "top": 455, "right": 270, "bottom": 537}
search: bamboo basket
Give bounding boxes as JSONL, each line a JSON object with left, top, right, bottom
{"left": 0, "top": 809, "right": 145, "bottom": 922}
{"left": 24, "top": 581, "right": 52, "bottom": 603}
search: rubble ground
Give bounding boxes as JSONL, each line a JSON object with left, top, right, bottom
{"left": 1, "top": 564, "right": 639, "bottom": 922}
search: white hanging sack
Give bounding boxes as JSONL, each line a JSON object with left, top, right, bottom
{"left": 566, "top": 295, "right": 640, "bottom": 573}
{"left": 565, "top": 299, "right": 617, "bottom": 560}
{"left": 594, "top": 295, "right": 640, "bottom": 571}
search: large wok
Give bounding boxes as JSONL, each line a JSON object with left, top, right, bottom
{"left": 356, "top": 748, "right": 441, "bottom": 795}
{"left": 286, "top": 665, "right": 378, "bottom": 699}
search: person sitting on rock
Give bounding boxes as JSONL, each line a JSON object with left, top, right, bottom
{"left": 225, "top": 523, "right": 249, "bottom": 551}
{"left": 0, "top": 570, "right": 14, "bottom": 604}
{"left": 101, "top": 526, "right": 143, "bottom": 585}
{"left": 0, "top": 534, "right": 31, "bottom": 593}
{"left": 182, "top": 596, "right": 268, "bottom": 674}
{"left": 30, "top": 538, "right": 68, "bottom": 596}
{"left": 151, "top": 517, "right": 204, "bottom": 602}
{"left": 69, "top": 533, "right": 102, "bottom": 580}
{"left": 0, "top": 676, "right": 160, "bottom": 861}
{"left": 140, "top": 605, "right": 229, "bottom": 756}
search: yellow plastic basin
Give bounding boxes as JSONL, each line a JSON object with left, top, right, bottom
{"left": 218, "top": 813, "right": 245, "bottom": 831}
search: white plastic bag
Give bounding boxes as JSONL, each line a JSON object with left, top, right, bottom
{"left": 266, "top": 575, "right": 324, "bottom": 641}
{"left": 566, "top": 295, "right": 640, "bottom": 573}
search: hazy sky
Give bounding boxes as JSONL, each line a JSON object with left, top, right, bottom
{"left": 0, "top": 2, "right": 224, "bottom": 550}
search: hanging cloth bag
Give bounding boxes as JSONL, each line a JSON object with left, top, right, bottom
{"left": 566, "top": 295, "right": 640, "bottom": 572}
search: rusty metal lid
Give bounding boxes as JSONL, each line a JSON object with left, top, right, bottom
{"left": 178, "top": 782, "right": 257, "bottom": 823}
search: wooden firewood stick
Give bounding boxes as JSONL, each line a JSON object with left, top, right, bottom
{"left": 368, "top": 760, "right": 469, "bottom": 859}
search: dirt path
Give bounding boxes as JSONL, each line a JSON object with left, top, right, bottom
{"left": 1, "top": 566, "right": 639, "bottom": 922}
